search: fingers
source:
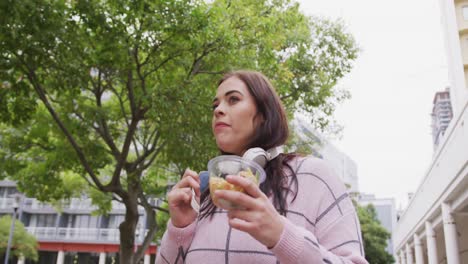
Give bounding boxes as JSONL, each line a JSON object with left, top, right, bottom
{"left": 214, "top": 189, "right": 262, "bottom": 210}
{"left": 174, "top": 169, "right": 201, "bottom": 196}
{"left": 179, "top": 168, "right": 200, "bottom": 185}
{"left": 226, "top": 210, "right": 267, "bottom": 236}
{"left": 181, "top": 168, "right": 199, "bottom": 181}
{"left": 225, "top": 175, "right": 263, "bottom": 199}
{"left": 227, "top": 209, "right": 256, "bottom": 222}
{"left": 228, "top": 217, "right": 255, "bottom": 233}
{"left": 213, "top": 175, "right": 266, "bottom": 210}
{"left": 167, "top": 187, "right": 192, "bottom": 204}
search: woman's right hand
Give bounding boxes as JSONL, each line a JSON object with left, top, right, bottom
{"left": 167, "top": 168, "right": 201, "bottom": 228}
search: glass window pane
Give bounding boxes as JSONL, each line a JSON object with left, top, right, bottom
{"left": 80, "top": 215, "right": 90, "bottom": 228}
{"left": 463, "top": 6, "right": 468, "bottom": 20}
{"left": 89, "top": 216, "right": 98, "bottom": 228}
{"left": 109, "top": 215, "right": 124, "bottom": 228}
{"left": 35, "top": 214, "right": 56, "bottom": 227}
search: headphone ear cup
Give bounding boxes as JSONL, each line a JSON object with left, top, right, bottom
{"left": 242, "top": 147, "right": 268, "bottom": 168}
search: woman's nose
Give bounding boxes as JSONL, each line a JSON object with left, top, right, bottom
{"left": 214, "top": 103, "right": 225, "bottom": 117}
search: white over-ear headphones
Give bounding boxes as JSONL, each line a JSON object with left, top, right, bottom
{"left": 242, "top": 146, "right": 284, "bottom": 168}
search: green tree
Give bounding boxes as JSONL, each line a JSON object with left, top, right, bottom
{"left": 0, "top": 0, "right": 358, "bottom": 263}
{"left": 0, "top": 215, "right": 39, "bottom": 262}
{"left": 286, "top": 119, "right": 324, "bottom": 157}
{"left": 357, "top": 204, "right": 395, "bottom": 264}
{"left": 154, "top": 201, "right": 170, "bottom": 244}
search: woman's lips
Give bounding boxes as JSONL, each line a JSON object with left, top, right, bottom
{"left": 214, "top": 122, "right": 230, "bottom": 131}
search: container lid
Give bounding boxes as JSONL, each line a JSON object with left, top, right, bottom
{"left": 207, "top": 155, "right": 266, "bottom": 184}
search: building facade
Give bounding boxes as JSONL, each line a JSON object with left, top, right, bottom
{"left": 291, "top": 116, "right": 360, "bottom": 194}
{"left": 358, "top": 193, "right": 397, "bottom": 256}
{"left": 0, "top": 180, "right": 157, "bottom": 264}
{"left": 392, "top": 0, "right": 468, "bottom": 263}
{"left": 431, "top": 87, "right": 453, "bottom": 149}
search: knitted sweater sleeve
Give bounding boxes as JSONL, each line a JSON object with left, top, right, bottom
{"left": 270, "top": 157, "right": 368, "bottom": 264}
{"left": 155, "top": 220, "right": 197, "bottom": 264}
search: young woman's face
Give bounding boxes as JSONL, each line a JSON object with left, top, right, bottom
{"left": 212, "top": 76, "right": 260, "bottom": 156}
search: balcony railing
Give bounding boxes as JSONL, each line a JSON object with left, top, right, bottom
{"left": 0, "top": 197, "right": 129, "bottom": 211}
{"left": 63, "top": 198, "right": 99, "bottom": 211}
{"left": 1, "top": 196, "right": 162, "bottom": 212}
{"left": 0, "top": 197, "right": 17, "bottom": 210}
{"left": 22, "top": 198, "right": 55, "bottom": 210}
{"left": 26, "top": 227, "right": 147, "bottom": 243}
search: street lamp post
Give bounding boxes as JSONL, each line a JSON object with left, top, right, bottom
{"left": 4, "top": 193, "right": 23, "bottom": 264}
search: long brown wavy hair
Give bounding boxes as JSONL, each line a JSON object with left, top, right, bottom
{"left": 199, "top": 70, "right": 299, "bottom": 219}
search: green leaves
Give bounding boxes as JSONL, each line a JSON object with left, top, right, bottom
{"left": 0, "top": 1, "right": 359, "bottom": 261}
{"left": 357, "top": 204, "right": 395, "bottom": 264}
{"left": 0, "top": 215, "right": 39, "bottom": 261}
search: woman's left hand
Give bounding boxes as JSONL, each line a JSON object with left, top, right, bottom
{"left": 213, "top": 175, "right": 284, "bottom": 248}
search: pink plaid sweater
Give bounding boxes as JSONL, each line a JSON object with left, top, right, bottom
{"left": 156, "top": 156, "right": 369, "bottom": 264}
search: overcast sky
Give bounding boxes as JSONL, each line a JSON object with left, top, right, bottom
{"left": 297, "top": 0, "right": 449, "bottom": 208}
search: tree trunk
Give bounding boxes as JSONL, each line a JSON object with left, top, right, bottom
{"left": 119, "top": 185, "right": 140, "bottom": 264}
{"left": 134, "top": 204, "right": 157, "bottom": 262}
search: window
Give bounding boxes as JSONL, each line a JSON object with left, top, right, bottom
{"left": 36, "top": 214, "right": 57, "bottom": 227}
{"left": 463, "top": 6, "right": 468, "bottom": 20}
{"left": 108, "top": 215, "right": 125, "bottom": 229}
{"left": 72, "top": 215, "right": 99, "bottom": 228}
{"left": 0, "top": 187, "right": 17, "bottom": 198}
{"left": 106, "top": 214, "right": 144, "bottom": 229}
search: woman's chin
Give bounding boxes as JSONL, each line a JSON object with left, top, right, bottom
{"left": 216, "top": 143, "right": 241, "bottom": 156}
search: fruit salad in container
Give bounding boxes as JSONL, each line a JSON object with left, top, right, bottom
{"left": 207, "top": 155, "right": 266, "bottom": 209}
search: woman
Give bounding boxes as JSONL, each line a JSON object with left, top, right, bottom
{"left": 156, "top": 71, "right": 368, "bottom": 264}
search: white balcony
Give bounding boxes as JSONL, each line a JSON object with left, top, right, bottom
{"left": 63, "top": 198, "right": 99, "bottom": 211}
{"left": 111, "top": 200, "right": 126, "bottom": 210}
{"left": 0, "top": 197, "right": 17, "bottom": 210}
{"left": 25, "top": 227, "right": 148, "bottom": 244}
{"left": 22, "top": 198, "right": 54, "bottom": 210}
{"left": 1, "top": 196, "right": 153, "bottom": 215}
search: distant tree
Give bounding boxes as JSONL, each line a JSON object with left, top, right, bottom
{"left": 357, "top": 204, "right": 394, "bottom": 264}
{"left": 154, "top": 202, "right": 170, "bottom": 244}
{"left": 0, "top": 0, "right": 358, "bottom": 262}
{"left": 0, "top": 215, "right": 38, "bottom": 262}
{"left": 286, "top": 119, "right": 324, "bottom": 157}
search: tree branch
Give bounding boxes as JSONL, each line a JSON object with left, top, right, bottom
{"left": 145, "top": 128, "right": 159, "bottom": 150}
{"left": 133, "top": 46, "right": 148, "bottom": 97}
{"left": 280, "top": 93, "right": 294, "bottom": 101}
{"left": 187, "top": 38, "right": 224, "bottom": 78}
{"left": 93, "top": 72, "right": 121, "bottom": 159}
{"left": 150, "top": 205, "right": 169, "bottom": 213}
{"left": 133, "top": 130, "right": 161, "bottom": 168}
{"left": 107, "top": 82, "right": 131, "bottom": 128}
{"left": 127, "top": 69, "right": 137, "bottom": 119}
{"left": 132, "top": 137, "right": 141, "bottom": 160}
{"left": 143, "top": 52, "right": 184, "bottom": 78}
{"left": 108, "top": 117, "right": 138, "bottom": 191}
{"left": 140, "top": 141, "right": 166, "bottom": 172}
{"left": 25, "top": 142, "right": 54, "bottom": 151}
{"left": 135, "top": 191, "right": 157, "bottom": 262}
{"left": 196, "top": 70, "right": 225, "bottom": 75}
{"left": 112, "top": 194, "right": 124, "bottom": 204}
{"left": 140, "top": 34, "right": 176, "bottom": 66}
{"left": 105, "top": 69, "right": 145, "bottom": 191}
{"left": 69, "top": 107, "right": 114, "bottom": 157}
{"left": 23, "top": 65, "right": 106, "bottom": 192}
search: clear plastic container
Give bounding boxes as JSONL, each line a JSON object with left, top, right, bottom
{"left": 208, "top": 155, "right": 266, "bottom": 209}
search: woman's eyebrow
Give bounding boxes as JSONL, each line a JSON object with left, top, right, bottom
{"left": 212, "top": 90, "right": 243, "bottom": 102}
{"left": 224, "top": 90, "right": 243, "bottom": 97}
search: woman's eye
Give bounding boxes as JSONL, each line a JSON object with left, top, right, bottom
{"left": 229, "top": 97, "right": 240, "bottom": 103}
{"left": 212, "top": 104, "right": 218, "bottom": 110}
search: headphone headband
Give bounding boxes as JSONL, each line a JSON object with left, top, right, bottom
{"left": 242, "top": 146, "right": 284, "bottom": 168}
